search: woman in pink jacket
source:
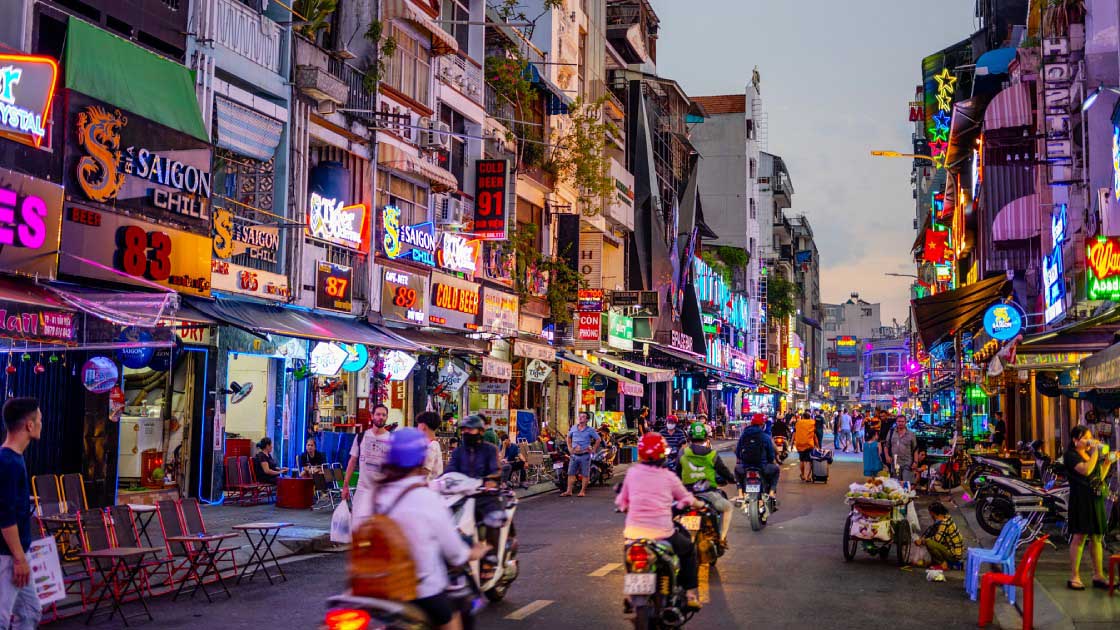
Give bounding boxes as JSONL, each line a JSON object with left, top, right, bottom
{"left": 615, "top": 433, "right": 703, "bottom": 609}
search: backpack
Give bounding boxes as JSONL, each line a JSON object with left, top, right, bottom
{"left": 793, "top": 420, "right": 816, "bottom": 451}
{"left": 350, "top": 482, "right": 425, "bottom": 601}
{"left": 738, "top": 431, "right": 766, "bottom": 464}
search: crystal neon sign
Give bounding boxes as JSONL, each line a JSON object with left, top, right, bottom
{"left": 0, "top": 54, "right": 57, "bottom": 149}
{"left": 307, "top": 192, "right": 367, "bottom": 250}
{"left": 1087, "top": 235, "right": 1120, "bottom": 300}
{"left": 1042, "top": 204, "right": 1067, "bottom": 323}
{"left": 929, "top": 69, "right": 956, "bottom": 169}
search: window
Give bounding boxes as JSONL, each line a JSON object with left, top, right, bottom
{"left": 861, "top": 307, "right": 873, "bottom": 317}
{"left": 440, "top": 0, "right": 470, "bottom": 52}
{"left": 438, "top": 103, "right": 469, "bottom": 188}
{"left": 749, "top": 198, "right": 756, "bottom": 219}
{"left": 578, "top": 31, "right": 587, "bottom": 101}
{"left": 383, "top": 25, "right": 431, "bottom": 106}
{"left": 377, "top": 170, "right": 430, "bottom": 226}
{"left": 749, "top": 158, "right": 757, "bottom": 178}
{"left": 213, "top": 148, "right": 278, "bottom": 273}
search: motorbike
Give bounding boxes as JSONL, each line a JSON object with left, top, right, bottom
{"left": 740, "top": 466, "right": 774, "bottom": 531}
{"left": 622, "top": 518, "right": 697, "bottom": 629}
{"left": 590, "top": 443, "right": 618, "bottom": 487}
{"left": 682, "top": 480, "right": 728, "bottom": 566}
{"left": 772, "top": 435, "right": 790, "bottom": 463}
{"left": 551, "top": 445, "right": 571, "bottom": 490}
{"left": 973, "top": 472, "right": 1069, "bottom": 541}
{"left": 326, "top": 566, "right": 481, "bottom": 630}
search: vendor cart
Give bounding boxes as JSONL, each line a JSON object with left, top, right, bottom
{"left": 842, "top": 496, "right": 912, "bottom": 565}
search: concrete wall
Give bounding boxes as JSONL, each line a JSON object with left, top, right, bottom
{"left": 693, "top": 111, "right": 748, "bottom": 248}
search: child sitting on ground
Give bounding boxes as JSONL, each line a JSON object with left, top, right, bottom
{"left": 915, "top": 500, "right": 964, "bottom": 569}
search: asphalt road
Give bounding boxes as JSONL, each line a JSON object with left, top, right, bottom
{"left": 49, "top": 452, "right": 985, "bottom": 629}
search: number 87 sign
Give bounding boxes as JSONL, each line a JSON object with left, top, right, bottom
{"left": 473, "top": 159, "right": 509, "bottom": 240}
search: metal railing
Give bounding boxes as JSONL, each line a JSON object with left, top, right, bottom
{"left": 199, "top": 0, "right": 283, "bottom": 73}
{"left": 434, "top": 54, "right": 484, "bottom": 105}
{"left": 327, "top": 58, "right": 376, "bottom": 125}
{"left": 485, "top": 83, "right": 517, "bottom": 126}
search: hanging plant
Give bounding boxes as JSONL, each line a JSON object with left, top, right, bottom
{"left": 503, "top": 222, "right": 585, "bottom": 325}
{"left": 294, "top": 0, "right": 338, "bottom": 42}
{"left": 361, "top": 19, "right": 398, "bottom": 92}
{"left": 767, "top": 275, "right": 801, "bottom": 321}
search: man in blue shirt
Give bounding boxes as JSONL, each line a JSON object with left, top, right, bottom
{"left": 1, "top": 397, "right": 43, "bottom": 630}
{"left": 562, "top": 412, "right": 600, "bottom": 497}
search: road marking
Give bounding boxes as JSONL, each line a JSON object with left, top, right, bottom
{"left": 698, "top": 564, "right": 710, "bottom": 603}
{"left": 588, "top": 562, "right": 621, "bottom": 576}
{"left": 505, "top": 600, "right": 554, "bottom": 620}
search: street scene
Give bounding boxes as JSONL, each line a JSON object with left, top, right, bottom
{"left": 1, "top": 0, "right": 1120, "bottom": 629}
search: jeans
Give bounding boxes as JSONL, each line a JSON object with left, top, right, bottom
{"left": 665, "top": 529, "right": 698, "bottom": 590}
{"left": 697, "top": 490, "right": 733, "bottom": 540}
{"left": 0, "top": 555, "right": 41, "bottom": 630}
{"left": 838, "top": 430, "right": 852, "bottom": 449}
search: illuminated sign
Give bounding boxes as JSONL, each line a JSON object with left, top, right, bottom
{"left": 438, "top": 233, "right": 480, "bottom": 273}
{"left": 607, "top": 312, "right": 633, "bottom": 351}
{"left": 578, "top": 288, "right": 604, "bottom": 312}
{"left": 309, "top": 342, "right": 348, "bottom": 376}
{"left": 307, "top": 192, "right": 367, "bottom": 250}
{"left": 473, "top": 159, "right": 509, "bottom": 240}
{"left": 0, "top": 307, "right": 75, "bottom": 342}
{"left": 577, "top": 312, "right": 601, "bottom": 341}
{"left": 211, "top": 260, "right": 290, "bottom": 301}
{"left": 481, "top": 287, "right": 518, "bottom": 335}
{"left": 929, "top": 68, "right": 955, "bottom": 168}
{"left": 212, "top": 208, "right": 279, "bottom": 264}
{"left": 380, "top": 267, "right": 428, "bottom": 325}
{"left": 982, "top": 303, "right": 1024, "bottom": 341}
{"left": 383, "top": 350, "right": 418, "bottom": 381}
{"left": 1087, "top": 236, "right": 1120, "bottom": 300}
{"left": 60, "top": 205, "right": 212, "bottom": 296}
{"left": 0, "top": 54, "right": 57, "bottom": 148}
{"left": 315, "top": 261, "right": 353, "bottom": 313}
{"left": 1042, "top": 204, "right": 1067, "bottom": 323}
{"left": 1042, "top": 37, "right": 1075, "bottom": 183}
{"left": 1114, "top": 125, "right": 1120, "bottom": 200}
{"left": 428, "top": 271, "right": 480, "bottom": 331}
{"left": 0, "top": 167, "right": 64, "bottom": 279}
{"left": 340, "top": 344, "right": 369, "bottom": 372}
{"left": 381, "top": 205, "right": 436, "bottom": 266}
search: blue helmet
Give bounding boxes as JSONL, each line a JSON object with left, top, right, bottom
{"left": 386, "top": 427, "right": 428, "bottom": 469}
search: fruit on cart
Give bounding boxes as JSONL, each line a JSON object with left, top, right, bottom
{"left": 151, "top": 467, "right": 164, "bottom": 482}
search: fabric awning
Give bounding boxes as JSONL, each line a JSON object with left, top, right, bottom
{"left": 984, "top": 82, "right": 1032, "bottom": 130}
{"left": 976, "top": 48, "right": 1016, "bottom": 77}
{"left": 911, "top": 274, "right": 1012, "bottom": 348}
{"left": 378, "top": 144, "right": 459, "bottom": 192}
{"left": 64, "top": 18, "right": 208, "bottom": 141}
{"left": 646, "top": 342, "right": 724, "bottom": 373}
{"left": 188, "top": 297, "right": 422, "bottom": 351}
{"left": 524, "top": 62, "right": 573, "bottom": 115}
{"left": 214, "top": 97, "right": 284, "bottom": 161}
{"left": 1080, "top": 341, "right": 1120, "bottom": 390}
{"left": 386, "top": 327, "right": 490, "bottom": 354}
{"left": 382, "top": 0, "right": 459, "bottom": 55}
{"left": 992, "top": 193, "right": 1041, "bottom": 241}
{"left": 594, "top": 353, "right": 674, "bottom": 383}
{"left": 945, "top": 99, "right": 982, "bottom": 168}
{"left": 557, "top": 351, "right": 643, "bottom": 396}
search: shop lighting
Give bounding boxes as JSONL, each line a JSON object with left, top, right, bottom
{"left": 1081, "top": 85, "right": 1120, "bottom": 112}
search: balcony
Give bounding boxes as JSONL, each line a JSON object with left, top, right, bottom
{"left": 196, "top": 0, "right": 283, "bottom": 73}
{"left": 327, "top": 58, "right": 377, "bottom": 125}
{"left": 434, "top": 54, "right": 484, "bottom": 106}
{"left": 485, "top": 83, "right": 516, "bottom": 126}
{"left": 294, "top": 36, "right": 348, "bottom": 108}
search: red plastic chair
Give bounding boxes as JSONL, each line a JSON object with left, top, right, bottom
{"left": 978, "top": 535, "right": 1048, "bottom": 630}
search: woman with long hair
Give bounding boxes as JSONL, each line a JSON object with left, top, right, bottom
{"left": 1064, "top": 424, "right": 1115, "bottom": 590}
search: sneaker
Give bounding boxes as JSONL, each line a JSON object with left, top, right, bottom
{"left": 685, "top": 593, "right": 702, "bottom": 610}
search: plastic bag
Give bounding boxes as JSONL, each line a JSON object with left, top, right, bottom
{"left": 331, "top": 501, "right": 352, "bottom": 544}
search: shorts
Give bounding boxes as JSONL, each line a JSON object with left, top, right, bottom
{"left": 412, "top": 593, "right": 455, "bottom": 626}
{"left": 798, "top": 449, "right": 813, "bottom": 462}
{"left": 568, "top": 453, "right": 591, "bottom": 478}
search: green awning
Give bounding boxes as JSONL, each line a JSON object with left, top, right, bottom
{"left": 64, "top": 18, "right": 208, "bottom": 142}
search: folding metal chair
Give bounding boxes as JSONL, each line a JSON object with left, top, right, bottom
{"left": 61, "top": 473, "right": 88, "bottom": 514}
{"left": 178, "top": 498, "right": 238, "bottom": 575}
{"left": 31, "top": 474, "right": 64, "bottom": 517}
{"left": 239, "top": 456, "right": 274, "bottom": 503}
{"left": 155, "top": 500, "right": 193, "bottom": 587}
{"left": 107, "top": 505, "right": 170, "bottom": 594}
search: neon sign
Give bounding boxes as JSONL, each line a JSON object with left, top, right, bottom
{"left": 307, "top": 192, "right": 367, "bottom": 250}
{"left": 1113, "top": 125, "right": 1120, "bottom": 200}
{"left": 438, "top": 233, "right": 479, "bottom": 273}
{"left": 1087, "top": 236, "right": 1120, "bottom": 300}
{"left": 929, "top": 69, "right": 956, "bottom": 168}
{"left": 381, "top": 205, "right": 435, "bottom": 266}
{"left": 983, "top": 303, "right": 1023, "bottom": 341}
{"left": 0, "top": 54, "right": 57, "bottom": 149}
{"left": 1042, "top": 204, "right": 1067, "bottom": 323}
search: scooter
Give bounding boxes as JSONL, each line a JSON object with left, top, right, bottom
{"left": 973, "top": 473, "right": 1069, "bottom": 542}
{"left": 434, "top": 473, "right": 521, "bottom": 602}
{"left": 326, "top": 566, "right": 481, "bottom": 630}
{"left": 622, "top": 516, "right": 697, "bottom": 629}
{"left": 740, "top": 466, "right": 774, "bottom": 531}
{"left": 590, "top": 443, "right": 618, "bottom": 486}
{"left": 682, "top": 480, "right": 728, "bottom": 566}
{"left": 772, "top": 435, "right": 790, "bottom": 463}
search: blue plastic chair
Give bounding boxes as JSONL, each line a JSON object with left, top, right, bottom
{"left": 965, "top": 515, "right": 1025, "bottom": 604}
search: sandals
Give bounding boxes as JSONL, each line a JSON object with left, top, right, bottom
{"left": 1067, "top": 580, "right": 1086, "bottom": 591}
{"left": 1092, "top": 579, "right": 1110, "bottom": 590}
{"left": 559, "top": 492, "right": 572, "bottom": 497}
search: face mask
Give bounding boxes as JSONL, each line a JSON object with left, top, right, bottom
{"left": 464, "top": 433, "right": 483, "bottom": 446}
{"left": 666, "top": 423, "right": 677, "bottom": 431}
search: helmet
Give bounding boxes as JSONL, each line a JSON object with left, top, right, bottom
{"left": 751, "top": 413, "right": 766, "bottom": 426}
{"left": 666, "top": 414, "right": 678, "bottom": 424}
{"left": 637, "top": 433, "right": 668, "bottom": 462}
{"left": 386, "top": 427, "right": 428, "bottom": 469}
{"left": 688, "top": 421, "right": 708, "bottom": 441}
{"left": 460, "top": 414, "right": 485, "bottom": 431}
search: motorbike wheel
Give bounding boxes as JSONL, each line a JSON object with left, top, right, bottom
{"left": 748, "top": 497, "right": 764, "bottom": 531}
{"left": 485, "top": 581, "right": 509, "bottom": 602}
{"left": 975, "top": 494, "right": 1015, "bottom": 536}
{"left": 842, "top": 514, "right": 857, "bottom": 561}
{"left": 632, "top": 604, "right": 656, "bottom": 630}
{"left": 895, "top": 524, "right": 911, "bottom": 566}
{"left": 590, "top": 468, "right": 602, "bottom": 487}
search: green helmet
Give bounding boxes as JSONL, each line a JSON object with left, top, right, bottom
{"left": 688, "top": 421, "right": 709, "bottom": 441}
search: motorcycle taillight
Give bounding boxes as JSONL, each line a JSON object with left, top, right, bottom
{"left": 626, "top": 545, "right": 653, "bottom": 572}
{"left": 324, "top": 609, "right": 371, "bottom": 630}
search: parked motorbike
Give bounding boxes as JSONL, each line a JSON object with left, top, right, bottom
{"left": 740, "top": 466, "right": 774, "bottom": 531}
{"left": 590, "top": 443, "right": 618, "bottom": 486}
{"left": 551, "top": 445, "right": 571, "bottom": 490}
{"left": 683, "top": 480, "right": 728, "bottom": 566}
{"left": 973, "top": 473, "right": 1069, "bottom": 540}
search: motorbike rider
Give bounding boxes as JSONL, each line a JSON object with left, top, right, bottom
{"left": 660, "top": 415, "right": 688, "bottom": 455}
{"left": 736, "top": 414, "right": 781, "bottom": 506}
{"left": 445, "top": 414, "right": 503, "bottom": 579}
{"left": 677, "top": 422, "right": 735, "bottom": 545}
{"left": 373, "top": 428, "right": 487, "bottom": 630}
{"left": 616, "top": 433, "right": 703, "bottom": 610}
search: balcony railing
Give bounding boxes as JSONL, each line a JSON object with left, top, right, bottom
{"left": 434, "top": 54, "right": 484, "bottom": 106}
{"left": 327, "top": 58, "right": 376, "bottom": 125}
{"left": 196, "top": 0, "right": 283, "bottom": 73}
{"left": 485, "top": 83, "right": 516, "bottom": 126}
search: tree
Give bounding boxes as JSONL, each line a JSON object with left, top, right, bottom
{"left": 548, "top": 97, "right": 617, "bottom": 215}
{"left": 767, "top": 275, "right": 800, "bottom": 321}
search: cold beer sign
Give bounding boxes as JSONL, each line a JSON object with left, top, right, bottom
{"left": 473, "top": 159, "right": 509, "bottom": 240}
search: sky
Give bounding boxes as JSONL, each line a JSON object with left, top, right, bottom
{"left": 649, "top": 0, "right": 976, "bottom": 323}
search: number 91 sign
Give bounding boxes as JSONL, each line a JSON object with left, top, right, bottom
{"left": 315, "top": 261, "right": 353, "bottom": 313}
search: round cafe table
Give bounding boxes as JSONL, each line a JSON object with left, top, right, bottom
{"left": 275, "top": 477, "right": 314, "bottom": 509}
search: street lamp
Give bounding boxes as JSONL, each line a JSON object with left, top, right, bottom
{"left": 870, "top": 150, "right": 936, "bottom": 164}
{"left": 1081, "top": 85, "right": 1120, "bottom": 112}
{"left": 884, "top": 273, "right": 919, "bottom": 279}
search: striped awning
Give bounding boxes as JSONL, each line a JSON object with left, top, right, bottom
{"left": 214, "top": 97, "right": 284, "bottom": 161}
{"left": 378, "top": 143, "right": 459, "bottom": 192}
{"left": 984, "top": 82, "right": 1032, "bottom": 131}
{"left": 992, "top": 193, "right": 1041, "bottom": 241}
{"left": 383, "top": 0, "right": 458, "bottom": 56}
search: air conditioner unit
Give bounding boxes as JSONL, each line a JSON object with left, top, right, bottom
{"left": 317, "top": 100, "right": 337, "bottom": 115}
{"left": 419, "top": 118, "right": 452, "bottom": 150}
{"left": 435, "top": 195, "right": 466, "bottom": 226}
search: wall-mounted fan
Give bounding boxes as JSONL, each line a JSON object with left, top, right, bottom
{"left": 227, "top": 381, "right": 253, "bottom": 404}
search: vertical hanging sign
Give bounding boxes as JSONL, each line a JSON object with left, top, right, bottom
{"left": 473, "top": 159, "right": 509, "bottom": 240}
{"left": 1042, "top": 36, "right": 1075, "bottom": 184}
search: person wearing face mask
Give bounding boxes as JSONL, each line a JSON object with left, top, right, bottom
{"left": 343, "top": 404, "right": 392, "bottom": 527}
{"left": 659, "top": 415, "right": 688, "bottom": 453}
{"left": 445, "top": 415, "right": 502, "bottom": 579}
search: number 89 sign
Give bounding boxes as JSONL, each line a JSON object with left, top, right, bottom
{"left": 316, "top": 261, "right": 353, "bottom": 313}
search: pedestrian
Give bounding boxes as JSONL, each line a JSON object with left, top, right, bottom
{"left": 838, "top": 409, "right": 853, "bottom": 452}
{"left": 0, "top": 397, "right": 43, "bottom": 630}
{"left": 415, "top": 411, "right": 444, "bottom": 482}
{"left": 793, "top": 412, "right": 819, "bottom": 482}
{"left": 862, "top": 421, "right": 883, "bottom": 477}
{"left": 1064, "top": 425, "right": 1115, "bottom": 590}
{"left": 342, "top": 404, "right": 392, "bottom": 527}
{"left": 990, "top": 411, "right": 1007, "bottom": 451}
{"left": 852, "top": 413, "right": 864, "bottom": 453}
{"left": 914, "top": 501, "right": 963, "bottom": 569}
{"left": 561, "top": 412, "right": 600, "bottom": 497}
{"left": 813, "top": 412, "right": 825, "bottom": 449}
{"left": 884, "top": 417, "right": 918, "bottom": 484}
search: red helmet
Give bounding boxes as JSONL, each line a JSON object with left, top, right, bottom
{"left": 751, "top": 413, "right": 767, "bottom": 426}
{"left": 638, "top": 433, "right": 668, "bottom": 462}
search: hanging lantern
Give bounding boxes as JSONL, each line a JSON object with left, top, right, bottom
{"left": 5, "top": 364, "right": 16, "bottom": 375}
{"left": 21, "top": 352, "right": 30, "bottom": 362}
{"left": 33, "top": 362, "right": 45, "bottom": 375}
{"left": 49, "top": 354, "right": 59, "bottom": 363}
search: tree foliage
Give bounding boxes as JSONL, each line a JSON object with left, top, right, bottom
{"left": 502, "top": 223, "right": 585, "bottom": 325}
{"left": 361, "top": 20, "right": 398, "bottom": 92}
{"left": 294, "top": 0, "right": 338, "bottom": 41}
{"left": 549, "top": 97, "right": 617, "bottom": 215}
{"left": 767, "top": 275, "right": 801, "bottom": 321}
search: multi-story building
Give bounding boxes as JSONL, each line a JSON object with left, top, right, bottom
{"left": 822, "top": 294, "right": 884, "bottom": 403}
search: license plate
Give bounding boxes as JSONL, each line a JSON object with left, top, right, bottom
{"left": 623, "top": 573, "right": 657, "bottom": 595}
{"left": 679, "top": 515, "right": 701, "bottom": 531}
{"left": 553, "top": 463, "right": 563, "bottom": 469}
{"left": 745, "top": 484, "right": 761, "bottom": 493}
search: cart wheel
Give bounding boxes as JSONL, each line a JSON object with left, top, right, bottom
{"left": 896, "top": 525, "right": 912, "bottom": 566}
{"left": 842, "top": 514, "right": 857, "bottom": 561}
